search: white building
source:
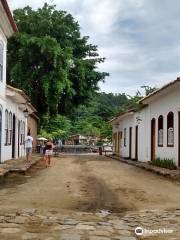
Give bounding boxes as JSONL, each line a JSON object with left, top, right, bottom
{"left": 111, "top": 78, "right": 180, "bottom": 167}
{"left": 0, "top": 0, "right": 36, "bottom": 163}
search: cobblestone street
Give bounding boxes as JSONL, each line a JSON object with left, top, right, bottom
{"left": 0, "top": 208, "right": 180, "bottom": 240}
{"left": 0, "top": 155, "right": 180, "bottom": 239}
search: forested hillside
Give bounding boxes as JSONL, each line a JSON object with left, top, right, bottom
{"left": 40, "top": 91, "right": 144, "bottom": 140}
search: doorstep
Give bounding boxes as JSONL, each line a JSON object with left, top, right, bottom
{"left": 0, "top": 154, "right": 40, "bottom": 181}
{"left": 107, "top": 154, "right": 180, "bottom": 180}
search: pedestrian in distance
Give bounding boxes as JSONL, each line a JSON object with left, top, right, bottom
{"left": 44, "top": 139, "right": 54, "bottom": 167}
{"left": 99, "top": 146, "right": 103, "bottom": 155}
{"left": 24, "top": 131, "right": 33, "bottom": 164}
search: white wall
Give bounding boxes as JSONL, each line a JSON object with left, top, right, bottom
{"left": 134, "top": 108, "right": 150, "bottom": 162}
{"left": 119, "top": 115, "right": 133, "bottom": 158}
{"left": 113, "top": 109, "right": 150, "bottom": 162}
{"left": 0, "top": 26, "right": 7, "bottom": 163}
{"left": 148, "top": 87, "right": 180, "bottom": 165}
{"left": 0, "top": 28, "right": 7, "bottom": 98}
{"left": 1, "top": 98, "right": 27, "bottom": 162}
{"left": 0, "top": 26, "right": 27, "bottom": 163}
{"left": 112, "top": 85, "right": 180, "bottom": 166}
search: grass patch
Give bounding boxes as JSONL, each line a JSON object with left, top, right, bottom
{"left": 150, "top": 157, "right": 177, "bottom": 170}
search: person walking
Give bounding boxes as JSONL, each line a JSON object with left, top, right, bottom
{"left": 44, "top": 139, "right": 54, "bottom": 167}
{"left": 25, "top": 131, "right": 33, "bottom": 164}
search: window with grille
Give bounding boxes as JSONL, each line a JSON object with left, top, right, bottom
{"left": 8, "top": 112, "right": 12, "bottom": 145}
{"left": 158, "top": 115, "right": 163, "bottom": 147}
{"left": 167, "top": 112, "right": 174, "bottom": 147}
{"left": 5, "top": 110, "right": 8, "bottom": 145}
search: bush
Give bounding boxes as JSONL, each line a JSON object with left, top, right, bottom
{"left": 150, "top": 157, "right": 177, "bottom": 170}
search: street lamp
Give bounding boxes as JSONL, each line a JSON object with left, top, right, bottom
{"left": 23, "top": 108, "right": 29, "bottom": 118}
{"left": 136, "top": 116, "right": 142, "bottom": 124}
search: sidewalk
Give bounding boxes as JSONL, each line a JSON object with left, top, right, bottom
{"left": 107, "top": 154, "right": 180, "bottom": 180}
{"left": 0, "top": 154, "right": 40, "bottom": 181}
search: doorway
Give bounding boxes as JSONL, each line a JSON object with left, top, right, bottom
{"left": 135, "top": 126, "right": 138, "bottom": 160}
{"left": 178, "top": 112, "right": 180, "bottom": 167}
{"left": 117, "top": 132, "right": 121, "bottom": 155}
{"left": 12, "top": 114, "right": 16, "bottom": 158}
{"left": 18, "top": 120, "right": 20, "bottom": 158}
{"left": 151, "top": 118, "right": 156, "bottom": 161}
{"left": 129, "top": 127, "right": 132, "bottom": 159}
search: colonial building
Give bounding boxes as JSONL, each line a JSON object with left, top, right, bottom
{"left": 111, "top": 78, "right": 180, "bottom": 167}
{"left": 27, "top": 113, "right": 39, "bottom": 150}
{"left": 0, "top": 0, "right": 37, "bottom": 162}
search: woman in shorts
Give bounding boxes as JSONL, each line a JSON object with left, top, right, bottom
{"left": 44, "top": 139, "right": 54, "bottom": 167}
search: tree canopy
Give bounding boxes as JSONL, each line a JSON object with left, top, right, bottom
{"left": 7, "top": 3, "right": 108, "bottom": 116}
{"left": 7, "top": 3, "right": 158, "bottom": 142}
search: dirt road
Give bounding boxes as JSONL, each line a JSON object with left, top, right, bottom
{"left": 1, "top": 155, "right": 180, "bottom": 240}
{"left": 1, "top": 154, "right": 180, "bottom": 213}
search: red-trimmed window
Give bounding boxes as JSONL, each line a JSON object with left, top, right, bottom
{"left": 167, "top": 112, "right": 174, "bottom": 147}
{"left": 158, "top": 115, "right": 163, "bottom": 147}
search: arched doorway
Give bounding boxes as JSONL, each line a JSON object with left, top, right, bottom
{"left": 151, "top": 118, "right": 156, "bottom": 161}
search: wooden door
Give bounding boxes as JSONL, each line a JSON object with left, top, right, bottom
{"left": 12, "top": 114, "right": 16, "bottom": 158}
{"left": 129, "top": 127, "right": 132, "bottom": 159}
{"left": 112, "top": 133, "right": 116, "bottom": 153}
{"left": 117, "top": 132, "right": 121, "bottom": 155}
{"left": 135, "top": 126, "right": 138, "bottom": 160}
{"left": 151, "top": 118, "right": 156, "bottom": 161}
{"left": 18, "top": 120, "right": 20, "bottom": 158}
{"left": 115, "top": 132, "right": 118, "bottom": 154}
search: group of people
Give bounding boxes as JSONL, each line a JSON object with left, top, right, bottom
{"left": 25, "top": 131, "right": 54, "bottom": 167}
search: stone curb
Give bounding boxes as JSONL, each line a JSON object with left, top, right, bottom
{"left": 106, "top": 155, "right": 180, "bottom": 180}
{"left": 0, "top": 156, "right": 40, "bottom": 182}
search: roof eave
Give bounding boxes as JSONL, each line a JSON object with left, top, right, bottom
{"left": 1, "top": 0, "right": 18, "bottom": 33}
{"left": 140, "top": 77, "right": 180, "bottom": 104}
{"left": 6, "top": 85, "right": 37, "bottom": 113}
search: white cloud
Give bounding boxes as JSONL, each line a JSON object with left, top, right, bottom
{"left": 8, "top": 0, "right": 180, "bottom": 95}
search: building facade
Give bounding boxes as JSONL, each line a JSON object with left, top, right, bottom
{"left": 111, "top": 78, "right": 180, "bottom": 167}
{"left": 0, "top": 0, "right": 37, "bottom": 162}
{"left": 27, "top": 113, "right": 39, "bottom": 151}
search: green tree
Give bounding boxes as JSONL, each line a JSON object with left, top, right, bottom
{"left": 40, "top": 115, "right": 72, "bottom": 140}
{"left": 7, "top": 3, "right": 108, "bottom": 116}
{"left": 141, "top": 85, "right": 158, "bottom": 96}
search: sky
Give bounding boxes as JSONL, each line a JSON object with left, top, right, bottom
{"left": 8, "top": 0, "right": 180, "bottom": 95}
